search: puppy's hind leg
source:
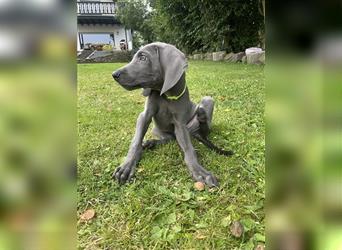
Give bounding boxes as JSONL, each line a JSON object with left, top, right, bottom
{"left": 197, "top": 96, "right": 214, "bottom": 137}
{"left": 142, "top": 127, "right": 175, "bottom": 150}
{"left": 194, "top": 96, "right": 233, "bottom": 156}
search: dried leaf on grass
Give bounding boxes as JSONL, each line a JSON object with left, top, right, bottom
{"left": 194, "top": 181, "right": 205, "bottom": 191}
{"left": 80, "top": 209, "right": 95, "bottom": 221}
{"left": 230, "top": 221, "right": 244, "bottom": 238}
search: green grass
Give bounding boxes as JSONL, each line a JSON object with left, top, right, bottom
{"left": 78, "top": 61, "right": 265, "bottom": 249}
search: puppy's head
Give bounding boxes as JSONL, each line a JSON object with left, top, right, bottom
{"left": 112, "top": 42, "right": 187, "bottom": 95}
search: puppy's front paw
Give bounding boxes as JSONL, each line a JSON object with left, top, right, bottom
{"left": 191, "top": 169, "right": 219, "bottom": 187}
{"left": 112, "top": 161, "right": 136, "bottom": 184}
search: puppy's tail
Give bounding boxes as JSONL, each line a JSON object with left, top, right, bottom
{"left": 192, "top": 133, "right": 233, "bottom": 156}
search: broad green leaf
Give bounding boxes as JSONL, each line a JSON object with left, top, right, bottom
{"left": 254, "top": 233, "right": 265, "bottom": 242}
{"left": 151, "top": 226, "right": 163, "bottom": 240}
{"left": 166, "top": 213, "right": 177, "bottom": 224}
{"left": 180, "top": 191, "right": 192, "bottom": 201}
{"left": 241, "top": 218, "right": 255, "bottom": 232}
{"left": 221, "top": 215, "right": 231, "bottom": 227}
{"left": 244, "top": 237, "right": 255, "bottom": 250}
{"left": 172, "top": 224, "right": 182, "bottom": 233}
{"left": 195, "top": 223, "right": 207, "bottom": 229}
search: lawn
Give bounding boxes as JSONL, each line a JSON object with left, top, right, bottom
{"left": 78, "top": 60, "right": 265, "bottom": 249}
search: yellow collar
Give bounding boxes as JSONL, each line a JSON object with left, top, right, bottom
{"left": 165, "top": 85, "right": 187, "bottom": 100}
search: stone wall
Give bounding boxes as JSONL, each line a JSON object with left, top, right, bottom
{"left": 77, "top": 48, "right": 265, "bottom": 65}
{"left": 188, "top": 49, "right": 265, "bottom": 65}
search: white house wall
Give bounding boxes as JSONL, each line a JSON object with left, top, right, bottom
{"left": 77, "top": 24, "right": 132, "bottom": 51}
{"left": 77, "top": 33, "right": 80, "bottom": 51}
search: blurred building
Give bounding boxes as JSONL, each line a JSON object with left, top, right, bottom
{"left": 77, "top": 0, "right": 133, "bottom": 51}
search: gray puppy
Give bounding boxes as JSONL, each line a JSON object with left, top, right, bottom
{"left": 112, "top": 42, "right": 232, "bottom": 187}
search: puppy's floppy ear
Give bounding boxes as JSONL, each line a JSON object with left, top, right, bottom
{"left": 157, "top": 43, "right": 188, "bottom": 95}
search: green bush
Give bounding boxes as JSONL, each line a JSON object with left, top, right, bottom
{"left": 117, "top": 0, "right": 264, "bottom": 53}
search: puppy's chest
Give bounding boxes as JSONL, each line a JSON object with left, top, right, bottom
{"left": 154, "top": 101, "right": 174, "bottom": 123}
{"left": 149, "top": 93, "right": 193, "bottom": 127}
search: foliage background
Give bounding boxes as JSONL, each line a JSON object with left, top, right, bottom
{"left": 117, "top": 0, "right": 265, "bottom": 53}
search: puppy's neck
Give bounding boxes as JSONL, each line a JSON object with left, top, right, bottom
{"left": 163, "top": 74, "right": 187, "bottom": 98}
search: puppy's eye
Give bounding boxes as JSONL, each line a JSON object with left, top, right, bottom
{"left": 139, "top": 55, "right": 147, "bottom": 61}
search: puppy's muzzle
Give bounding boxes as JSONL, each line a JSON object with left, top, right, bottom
{"left": 112, "top": 70, "right": 121, "bottom": 81}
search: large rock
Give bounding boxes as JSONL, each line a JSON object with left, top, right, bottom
{"left": 246, "top": 47, "right": 262, "bottom": 54}
{"left": 259, "top": 51, "right": 265, "bottom": 64}
{"left": 224, "top": 52, "right": 235, "bottom": 62}
{"left": 234, "top": 52, "right": 246, "bottom": 62}
{"left": 212, "top": 51, "right": 226, "bottom": 61}
{"left": 245, "top": 47, "right": 265, "bottom": 64}
{"left": 205, "top": 52, "right": 213, "bottom": 60}
{"left": 193, "top": 53, "right": 203, "bottom": 60}
{"left": 241, "top": 55, "right": 247, "bottom": 63}
{"left": 246, "top": 51, "right": 265, "bottom": 64}
{"left": 224, "top": 52, "right": 245, "bottom": 63}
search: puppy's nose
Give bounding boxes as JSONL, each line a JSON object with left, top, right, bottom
{"left": 112, "top": 70, "right": 121, "bottom": 80}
